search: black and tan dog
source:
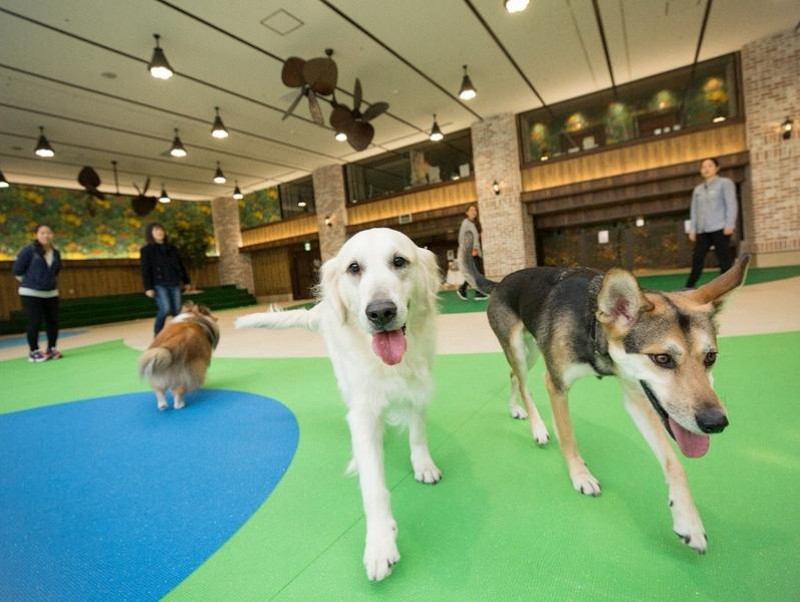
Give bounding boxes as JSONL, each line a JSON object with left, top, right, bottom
{"left": 471, "top": 255, "right": 749, "bottom": 554}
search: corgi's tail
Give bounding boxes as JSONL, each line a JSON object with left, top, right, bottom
{"left": 235, "top": 303, "right": 321, "bottom": 332}
{"left": 138, "top": 347, "right": 172, "bottom": 380}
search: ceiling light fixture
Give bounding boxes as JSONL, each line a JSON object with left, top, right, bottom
{"left": 458, "top": 65, "right": 477, "bottom": 101}
{"left": 232, "top": 181, "right": 244, "bottom": 200}
{"left": 213, "top": 161, "right": 227, "bottom": 184}
{"left": 782, "top": 116, "right": 793, "bottom": 140}
{"left": 712, "top": 116, "right": 726, "bottom": 123}
{"left": 0, "top": 164, "right": 9, "bottom": 188}
{"left": 148, "top": 34, "right": 174, "bottom": 80}
{"left": 170, "top": 129, "right": 187, "bottom": 158}
{"left": 298, "top": 201, "right": 307, "bottom": 208}
{"left": 34, "top": 126, "right": 55, "bottom": 158}
{"left": 504, "top": 0, "right": 530, "bottom": 14}
{"left": 211, "top": 106, "right": 229, "bottom": 139}
{"left": 158, "top": 184, "right": 171, "bottom": 203}
{"left": 335, "top": 131, "right": 347, "bottom": 142}
{"left": 429, "top": 114, "right": 444, "bottom": 142}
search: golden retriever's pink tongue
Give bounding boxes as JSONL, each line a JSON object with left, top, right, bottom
{"left": 669, "top": 417, "right": 710, "bottom": 458}
{"left": 372, "top": 330, "right": 406, "bottom": 365}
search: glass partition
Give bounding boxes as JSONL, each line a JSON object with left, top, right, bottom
{"left": 279, "top": 176, "right": 315, "bottom": 218}
{"left": 346, "top": 130, "right": 473, "bottom": 203}
{"left": 519, "top": 54, "right": 740, "bottom": 164}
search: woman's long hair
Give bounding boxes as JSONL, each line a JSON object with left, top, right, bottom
{"left": 466, "top": 203, "right": 482, "bottom": 234}
{"left": 144, "top": 222, "right": 169, "bottom": 244}
{"left": 31, "top": 223, "right": 55, "bottom": 255}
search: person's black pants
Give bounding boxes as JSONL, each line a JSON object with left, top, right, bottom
{"left": 20, "top": 295, "right": 59, "bottom": 351}
{"left": 686, "top": 230, "right": 733, "bottom": 288}
{"left": 459, "top": 256, "right": 485, "bottom": 295}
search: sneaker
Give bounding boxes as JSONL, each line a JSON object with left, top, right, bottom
{"left": 456, "top": 289, "right": 468, "bottom": 301}
{"left": 29, "top": 350, "right": 49, "bottom": 363}
{"left": 47, "top": 348, "right": 63, "bottom": 360}
{"left": 474, "top": 292, "right": 490, "bottom": 300}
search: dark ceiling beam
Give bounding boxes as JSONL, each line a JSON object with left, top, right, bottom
{"left": 0, "top": 63, "right": 343, "bottom": 163}
{"left": 317, "top": 0, "right": 483, "bottom": 122}
{"left": 0, "top": 102, "right": 310, "bottom": 172}
{"left": 591, "top": 0, "right": 616, "bottom": 94}
{"left": 678, "top": 0, "right": 714, "bottom": 126}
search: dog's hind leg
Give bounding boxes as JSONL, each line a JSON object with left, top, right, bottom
{"left": 621, "top": 384, "right": 707, "bottom": 554}
{"left": 347, "top": 407, "right": 400, "bottom": 581}
{"left": 173, "top": 386, "right": 186, "bottom": 410}
{"left": 545, "top": 371, "right": 601, "bottom": 496}
{"left": 505, "top": 323, "right": 549, "bottom": 445}
{"left": 154, "top": 387, "right": 168, "bottom": 411}
{"left": 408, "top": 407, "right": 442, "bottom": 484}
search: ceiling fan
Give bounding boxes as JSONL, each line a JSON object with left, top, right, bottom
{"left": 280, "top": 49, "right": 338, "bottom": 126}
{"left": 77, "top": 166, "right": 104, "bottom": 217}
{"left": 131, "top": 176, "right": 158, "bottom": 216}
{"left": 329, "top": 79, "right": 389, "bottom": 151}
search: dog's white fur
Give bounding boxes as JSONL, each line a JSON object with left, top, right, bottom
{"left": 236, "top": 228, "right": 441, "bottom": 581}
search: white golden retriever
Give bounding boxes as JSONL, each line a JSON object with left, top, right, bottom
{"left": 236, "top": 228, "right": 442, "bottom": 581}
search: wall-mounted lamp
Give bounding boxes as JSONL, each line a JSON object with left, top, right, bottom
{"left": 635, "top": 217, "right": 645, "bottom": 227}
{"left": 148, "top": 34, "right": 174, "bottom": 80}
{"left": 492, "top": 180, "right": 501, "bottom": 195}
{"left": 782, "top": 116, "right": 793, "bottom": 140}
{"left": 324, "top": 215, "right": 333, "bottom": 227}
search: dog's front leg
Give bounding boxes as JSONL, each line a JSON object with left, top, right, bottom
{"left": 347, "top": 407, "right": 400, "bottom": 581}
{"left": 409, "top": 407, "right": 442, "bottom": 484}
{"left": 622, "top": 385, "right": 707, "bottom": 554}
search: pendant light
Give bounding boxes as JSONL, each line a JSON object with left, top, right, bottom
{"left": 335, "top": 131, "right": 347, "bottom": 142}
{"left": 34, "top": 126, "right": 55, "bottom": 158}
{"left": 211, "top": 106, "right": 229, "bottom": 139}
{"left": 213, "top": 161, "right": 227, "bottom": 184}
{"left": 232, "top": 181, "right": 244, "bottom": 200}
{"left": 0, "top": 164, "right": 9, "bottom": 188}
{"left": 158, "top": 184, "right": 171, "bottom": 203}
{"left": 169, "top": 128, "right": 187, "bottom": 158}
{"left": 458, "top": 65, "right": 477, "bottom": 101}
{"left": 429, "top": 114, "right": 444, "bottom": 142}
{"left": 148, "top": 34, "right": 174, "bottom": 80}
{"left": 504, "top": 0, "right": 529, "bottom": 14}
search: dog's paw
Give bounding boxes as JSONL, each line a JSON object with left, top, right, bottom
{"left": 672, "top": 505, "right": 707, "bottom": 554}
{"left": 174, "top": 400, "right": 186, "bottom": 410}
{"left": 157, "top": 400, "right": 167, "bottom": 411}
{"left": 363, "top": 523, "right": 400, "bottom": 581}
{"left": 413, "top": 461, "right": 442, "bottom": 485}
{"left": 509, "top": 404, "right": 528, "bottom": 420}
{"left": 570, "top": 469, "right": 601, "bottom": 497}
{"left": 530, "top": 421, "right": 550, "bottom": 446}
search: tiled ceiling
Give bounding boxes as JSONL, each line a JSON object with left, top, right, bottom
{"left": 0, "top": 0, "right": 795, "bottom": 200}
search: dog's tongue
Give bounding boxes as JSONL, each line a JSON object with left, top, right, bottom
{"left": 372, "top": 330, "right": 407, "bottom": 365}
{"left": 669, "top": 417, "right": 710, "bottom": 458}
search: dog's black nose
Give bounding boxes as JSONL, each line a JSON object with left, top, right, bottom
{"left": 696, "top": 408, "right": 729, "bottom": 434}
{"left": 366, "top": 300, "right": 397, "bottom": 329}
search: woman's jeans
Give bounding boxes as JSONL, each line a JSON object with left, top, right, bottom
{"left": 153, "top": 285, "right": 182, "bottom": 335}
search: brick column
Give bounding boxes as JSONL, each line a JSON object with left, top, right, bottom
{"left": 741, "top": 28, "right": 800, "bottom": 266}
{"left": 312, "top": 164, "right": 348, "bottom": 261}
{"left": 211, "top": 196, "right": 255, "bottom": 293}
{"left": 471, "top": 113, "right": 536, "bottom": 279}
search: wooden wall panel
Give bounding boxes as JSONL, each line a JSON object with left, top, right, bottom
{"left": 250, "top": 247, "right": 292, "bottom": 297}
{"left": 0, "top": 259, "right": 220, "bottom": 320}
{"left": 521, "top": 123, "right": 747, "bottom": 192}
{"left": 240, "top": 216, "right": 318, "bottom": 247}
{"left": 347, "top": 178, "right": 477, "bottom": 226}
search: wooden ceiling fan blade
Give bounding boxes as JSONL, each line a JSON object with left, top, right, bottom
{"left": 281, "top": 57, "right": 307, "bottom": 88}
{"left": 362, "top": 101, "right": 390, "bottom": 122}
{"left": 304, "top": 58, "right": 338, "bottom": 96}
{"left": 77, "top": 166, "right": 101, "bottom": 189}
{"left": 307, "top": 89, "right": 325, "bottom": 126}
{"left": 143, "top": 177, "right": 151, "bottom": 194}
{"left": 348, "top": 121, "right": 374, "bottom": 152}
{"left": 282, "top": 89, "right": 305, "bottom": 121}
{"left": 330, "top": 106, "right": 355, "bottom": 132}
{"left": 353, "top": 78, "right": 363, "bottom": 111}
{"left": 89, "top": 188, "right": 105, "bottom": 201}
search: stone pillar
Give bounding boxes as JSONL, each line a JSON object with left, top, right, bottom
{"left": 471, "top": 113, "right": 536, "bottom": 279}
{"left": 211, "top": 196, "right": 255, "bottom": 293}
{"left": 312, "top": 164, "right": 348, "bottom": 261}
{"left": 741, "top": 28, "right": 800, "bottom": 266}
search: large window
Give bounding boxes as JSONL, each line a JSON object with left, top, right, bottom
{"left": 519, "top": 54, "right": 740, "bottom": 164}
{"left": 346, "top": 130, "right": 473, "bottom": 203}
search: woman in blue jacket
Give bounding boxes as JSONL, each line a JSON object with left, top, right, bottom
{"left": 12, "top": 224, "right": 63, "bottom": 362}
{"left": 140, "top": 223, "right": 191, "bottom": 335}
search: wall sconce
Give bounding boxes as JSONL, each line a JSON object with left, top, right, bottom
{"left": 635, "top": 217, "right": 645, "bottom": 227}
{"left": 324, "top": 215, "right": 333, "bottom": 227}
{"left": 782, "top": 116, "right": 793, "bottom": 140}
{"left": 492, "top": 180, "right": 501, "bottom": 195}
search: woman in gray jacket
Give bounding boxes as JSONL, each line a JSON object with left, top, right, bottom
{"left": 457, "top": 204, "right": 488, "bottom": 301}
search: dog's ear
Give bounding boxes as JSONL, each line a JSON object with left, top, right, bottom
{"left": 318, "top": 256, "right": 347, "bottom": 324}
{"left": 416, "top": 246, "right": 442, "bottom": 313}
{"left": 684, "top": 253, "right": 750, "bottom": 312}
{"left": 597, "top": 269, "right": 651, "bottom": 337}
{"left": 182, "top": 300, "right": 197, "bottom": 312}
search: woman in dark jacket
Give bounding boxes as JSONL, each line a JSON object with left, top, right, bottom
{"left": 12, "top": 224, "right": 63, "bottom": 362}
{"left": 140, "top": 223, "right": 190, "bottom": 335}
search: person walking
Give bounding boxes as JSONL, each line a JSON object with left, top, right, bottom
{"left": 457, "top": 203, "right": 489, "bottom": 301}
{"left": 685, "top": 157, "right": 738, "bottom": 289}
{"left": 140, "top": 223, "right": 191, "bottom": 335}
{"left": 12, "top": 224, "right": 63, "bottom": 362}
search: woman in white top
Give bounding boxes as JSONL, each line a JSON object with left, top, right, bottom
{"left": 12, "top": 224, "right": 63, "bottom": 362}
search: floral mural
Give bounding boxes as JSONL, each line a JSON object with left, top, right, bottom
{"left": 238, "top": 186, "right": 281, "bottom": 229}
{"left": 0, "top": 184, "right": 215, "bottom": 260}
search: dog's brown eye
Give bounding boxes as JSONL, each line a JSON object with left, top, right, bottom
{"left": 649, "top": 354, "right": 676, "bottom": 369}
{"left": 347, "top": 262, "right": 361, "bottom": 275}
{"left": 704, "top": 351, "right": 717, "bottom": 366}
{"left": 392, "top": 256, "right": 408, "bottom": 268}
